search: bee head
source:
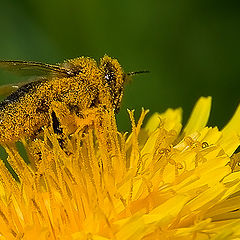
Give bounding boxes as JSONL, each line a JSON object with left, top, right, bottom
{"left": 99, "top": 55, "right": 126, "bottom": 112}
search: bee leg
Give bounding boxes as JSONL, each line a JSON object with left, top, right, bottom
{"left": 29, "top": 127, "right": 44, "bottom": 141}
{"left": 22, "top": 127, "right": 45, "bottom": 166}
{"left": 51, "top": 110, "right": 72, "bottom": 156}
{"left": 51, "top": 110, "right": 63, "bottom": 135}
{"left": 26, "top": 139, "right": 43, "bottom": 168}
{"left": 67, "top": 103, "right": 80, "bottom": 115}
{"left": 74, "top": 107, "right": 102, "bottom": 130}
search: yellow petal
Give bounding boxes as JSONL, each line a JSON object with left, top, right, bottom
{"left": 222, "top": 103, "right": 240, "bottom": 137}
{"left": 217, "top": 131, "right": 240, "bottom": 156}
{"left": 219, "top": 104, "right": 240, "bottom": 155}
{"left": 181, "top": 96, "right": 211, "bottom": 137}
{"left": 145, "top": 108, "right": 182, "bottom": 134}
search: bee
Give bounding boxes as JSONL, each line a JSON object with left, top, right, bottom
{"left": 0, "top": 55, "right": 148, "bottom": 144}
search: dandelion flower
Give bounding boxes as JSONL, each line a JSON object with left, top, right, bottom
{"left": 0, "top": 97, "right": 240, "bottom": 239}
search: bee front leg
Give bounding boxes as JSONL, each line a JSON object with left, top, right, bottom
{"left": 73, "top": 107, "right": 104, "bottom": 134}
{"left": 74, "top": 107, "right": 115, "bottom": 152}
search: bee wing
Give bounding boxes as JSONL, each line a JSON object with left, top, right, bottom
{"left": 0, "top": 60, "right": 71, "bottom": 77}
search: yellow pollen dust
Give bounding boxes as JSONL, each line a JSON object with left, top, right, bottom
{"left": 0, "top": 97, "right": 239, "bottom": 239}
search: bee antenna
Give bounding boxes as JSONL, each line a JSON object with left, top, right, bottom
{"left": 127, "top": 70, "right": 150, "bottom": 76}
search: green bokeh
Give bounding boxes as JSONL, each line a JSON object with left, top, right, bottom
{"left": 0, "top": 0, "right": 239, "bottom": 131}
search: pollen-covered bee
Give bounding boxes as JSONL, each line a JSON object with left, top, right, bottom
{"left": 0, "top": 55, "right": 148, "bottom": 144}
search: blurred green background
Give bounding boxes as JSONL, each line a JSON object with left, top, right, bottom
{"left": 0, "top": 0, "right": 239, "bottom": 131}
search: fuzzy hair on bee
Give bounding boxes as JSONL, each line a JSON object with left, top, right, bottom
{"left": 0, "top": 55, "right": 130, "bottom": 144}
